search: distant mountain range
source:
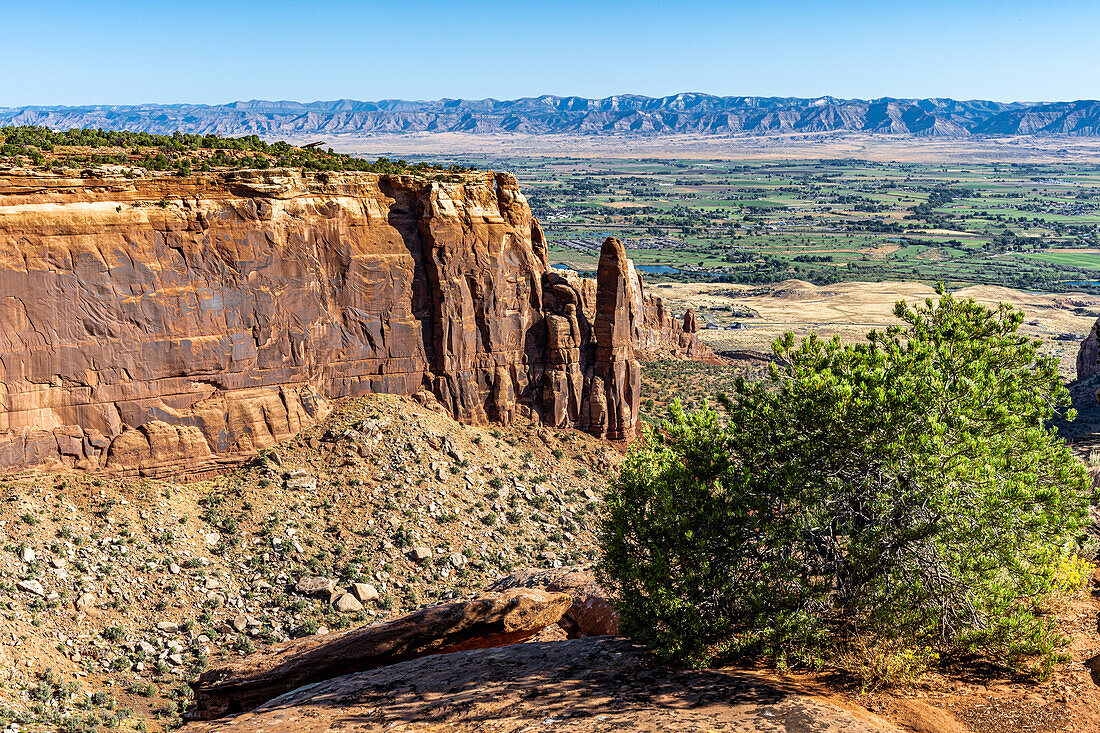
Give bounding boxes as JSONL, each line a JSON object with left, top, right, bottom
{"left": 5, "top": 94, "right": 1100, "bottom": 137}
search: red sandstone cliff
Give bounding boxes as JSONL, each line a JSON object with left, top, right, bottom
{"left": 0, "top": 168, "right": 705, "bottom": 474}
{"left": 550, "top": 265, "right": 712, "bottom": 363}
{"left": 1079, "top": 319, "right": 1100, "bottom": 381}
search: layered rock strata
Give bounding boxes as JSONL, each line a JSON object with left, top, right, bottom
{"left": 0, "top": 168, "right": 704, "bottom": 474}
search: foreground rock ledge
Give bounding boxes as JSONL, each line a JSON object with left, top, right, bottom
{"left": 183, "top": 637, "right": 897, "bottom": 732}
{"left": 189, "top": 588, "right": 571, "bottom": 720}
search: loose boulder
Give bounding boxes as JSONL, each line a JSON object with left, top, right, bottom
{"left": 350, "top": 583, "right": 379, "bottom": 603}
{"left": 189, "top": 588, "right": 571, "bottom": 720}
{"left": 333, "top": 593, "right": 364, "bottom": 613}
{"left": 294, "top": 576, "right": 335, "bottom": 597}
{"left": 491, "top": 566, "right": 619, "bottom": 637}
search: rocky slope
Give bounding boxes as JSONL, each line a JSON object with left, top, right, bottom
{"left": 0, "top": 167, "right": 705, "bottom": 475}
{"left": 0, "top": 391, "right": 620, "bottom": 731}
{"left": 9, "top": 94, "right": 1100, "bottom": 137}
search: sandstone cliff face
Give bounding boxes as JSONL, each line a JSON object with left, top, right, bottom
{"left": 1079, "top": 319, "right": 1100, "bottom": 381}
{"left": 636, "top": 294, "right": 711, "bottom": 360}
{"left": 552, "top": 267, "right": 712, "bottom": 363}
{"left": 0, "top": 169, "right": 701, "bottom": 474}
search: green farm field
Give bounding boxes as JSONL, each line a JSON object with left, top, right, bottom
{"left": 396, "top": 154, "right": 1100, "bottom": 293}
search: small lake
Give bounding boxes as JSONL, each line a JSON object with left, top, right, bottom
{"left": 636, "top": 264, "right": 681, "bottom": 274}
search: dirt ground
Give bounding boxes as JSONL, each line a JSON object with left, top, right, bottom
{"left": 646, "top": 279, "right": 1100, "bottom": 379}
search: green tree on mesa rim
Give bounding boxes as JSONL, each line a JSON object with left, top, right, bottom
{"left": 599, "top": 284, "right": 1092, "bottom": 681}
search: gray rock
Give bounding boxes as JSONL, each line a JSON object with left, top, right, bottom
{"left": 448, "top": 552, "right": 467, "bottom": 569}
{"left": 168, "top": 654, "right": 185, "bottom": 666}
{"left": 157, "top": 622, "right": 179, "bottom": 634}
{"left": 333, "top": 593, "right": 364, "bottom": 613}
{"left": 284, "top": 470, "right": 317, "bottom": 491}
{"left": 295, "top": 576, "right": 335, "bottom": 596}
{"left": 408, "top": 547, "right": 433, "bottom": 563}
{"left": 75, "top": 592, "right": 97, "bottom": 612}
{"left": 16, "top": 579, "right": 44, "bottom": 597}
{"left": 20, "top": 548, "right": 35, "bottom": 563}
{"left": 350, "top": 583, "right": 379, "bottom": 603}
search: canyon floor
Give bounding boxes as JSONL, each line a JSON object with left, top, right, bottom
{"left": 658, "top": 279, "right": 1100, "bottom": 378}
{"left": 2, "top": 374, "right": 1100, "bottom": 733}
{"left": 328, "top": 132, "right": 1100, "bottom": 164}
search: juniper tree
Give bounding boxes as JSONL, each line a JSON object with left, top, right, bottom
{"left": 599, "top": 285, "right": 1091, "bottom": 677}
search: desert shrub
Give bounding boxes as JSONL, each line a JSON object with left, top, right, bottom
{"left": 599, "top": 285, "right": 1091, "bottom": 679}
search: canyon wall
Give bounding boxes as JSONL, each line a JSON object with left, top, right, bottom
{"left": 0, "top": 168, "right": 705, "bottom": 475}
{"left": 1079, "top": 319, "right": 1100, "bottom": 381}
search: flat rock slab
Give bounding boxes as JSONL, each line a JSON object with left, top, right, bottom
{"left": 185, "top": 637, "right": 897, "bottom": 732}
{"left": 189, "top": 588, "right": 571, "bottom": 720}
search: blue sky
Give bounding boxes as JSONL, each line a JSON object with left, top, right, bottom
{"left": 2, "top": 0, "right": 1097, "bottom": 106}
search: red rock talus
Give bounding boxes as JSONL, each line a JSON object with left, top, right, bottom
{"left": 0, "top": 170, "right": 701, "bottom": 474}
